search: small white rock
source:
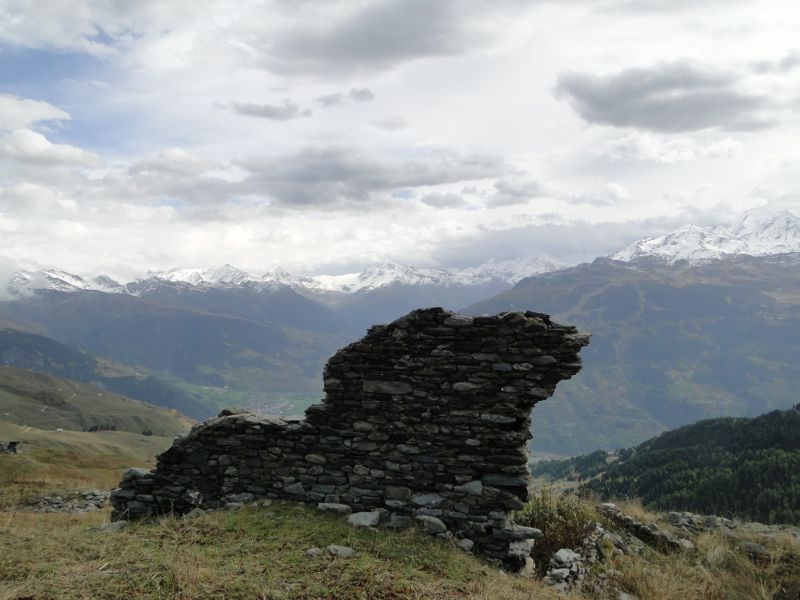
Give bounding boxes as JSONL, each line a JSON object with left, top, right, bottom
{"left": 347, "top": 511, "right": 381, "bottom": 527}
{"left": 327, "top": 544, "right": 355, "bottom": 558}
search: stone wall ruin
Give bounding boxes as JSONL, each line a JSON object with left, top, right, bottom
{"left": 111, "top": 307, "right": 589, "bottom": 569}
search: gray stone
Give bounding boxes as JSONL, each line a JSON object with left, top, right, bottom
{"left": 317, "top": 503, "right": 352, "bottom": 515}
{"left": 481, "top": 474, "right": 528, "bottom": 487}
{"left": 508, "top": 539, "right": 534, "bottom": 558}
{"left": 306, "top": 547, "right": 322, "bottom": 557}
{"left": 444, "top": 315, "right": 474, "bottom": 327}
{"left": 121, "top": 467, "right": 150, "bottom": 482}
{"left": 456, "top": 538, "right": 475, "bottom": 552}
{"left": 412, "top": 493, "right": 444, "bottom": 507}
{"left": 531, "top": 355, "right": 557, "bottom": 366}
{"left": 741, "top": 541, "right": 769, "bottom": 559}
{"left": 347, "top": 511, "right": 381, "bottom": 528}
{"left": 384, "top": 514, "right": 413, "bottom": 529}
{"left": 416, "top": 515, "right": 447, "bottom": 534}
{"left": 479, "top": 414, "right": 515, "bottom": 425}
{"left": 494, "top": 525, "right": 544, "bottom": 541}
{"left": 452, "top": 382, "right": 481, "bottom": 392}
{"left": 283, "top": 482, "right": 305, "bottom": 495}
{"left": 95, "top": 521, "right": 127, "bottom": 533}
{"left": 552, "top": 548, "right": 581, "bottom": 566}
{"left": 327, "top": 544, "right": 355, "bottom": 558}
{"left": 362, "top": 381, "right": 412, "bottom": 395}
{"left": 676, "top": 538, "right": 694, "bottom": 551}
{"left": 453, "top": 480, "right": 483, "bottom": 495}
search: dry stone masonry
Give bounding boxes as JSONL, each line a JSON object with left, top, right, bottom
{"left": 111, "top": 307, "right": 589, "bottom": 569}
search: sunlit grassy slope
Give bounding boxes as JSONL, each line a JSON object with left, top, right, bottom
{"left": 0, "top": 365, "right": 192, "bottom": 436}
{"left": 0, "top": 421, "right": 175, "bottom": 507}
{"left": 1, "top": 423, "right": 798, "bottom": 600}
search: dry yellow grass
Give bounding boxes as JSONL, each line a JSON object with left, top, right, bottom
{"left": 0, "top": 505, "right": 568, "bottom": 600}
{"left": 2, "top": 430, "right": 798, "bottom": 600}
{"left": 613, "top": 498, "right": 661, "bottom": 524}
{"left": 587, "top": 528, "right": 800, "bottom": 600}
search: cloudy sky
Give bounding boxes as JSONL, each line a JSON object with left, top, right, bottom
{"left": 1, "top": 0, "right": 800, "bottom": 278}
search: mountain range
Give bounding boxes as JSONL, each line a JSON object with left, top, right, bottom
{"left": 7, "top": 256, "right": 565, "bottom": 298}
{"left": 2, "top": 206, "right": 800, "bottom": 454}
{"left": 613, "top": 207, "right": 800, "bottom": 264}
{"left": 469, "top": 250, "right": 800, "bottom": 453}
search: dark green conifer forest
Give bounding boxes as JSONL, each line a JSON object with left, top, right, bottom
{"left": 534, "top": 408, "right": 800, "bottom": 524}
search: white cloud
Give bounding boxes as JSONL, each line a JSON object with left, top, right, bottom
{"left": 0, "top": 0, "right": 799, "bottom": 277}
{"left": 602, "top": 132, "right": 743, "bottom": 163}
{"left": 129, "top": 148, "right": 218, "bottom": 175}
{"left": 419, "top": 191, "right": 468, "bottom": 208}
{"left": 0, "top": 129, "right": 104, "bottom": 167}
{"left": 370, "top": 116, "right": 409, "bottom": 131}
{"left": 0, "top": 94, "right": 70, "bottom": 130}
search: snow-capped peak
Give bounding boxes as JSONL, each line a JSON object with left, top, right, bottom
{"left": 612, "top": 207, "right": 800, "bottom": 264}
{"left": 5, "top": 255, "right": 568, "bottom": 297}
{"left": 310, "top": 263, "right": 460, "bottom": 293}
{"left": 7, "top": 269, "right": 90, "bottom": 294}
{"left": 5, "top": 269, "right": 128, "bottom": 295}
{"left": 147, "top": 264, "right": 256, "bottom": 287}
{"left": 458, "top": 256, "right": 567, "bottom": 285}
{"left": 261, "top": 268, "right": 317, "bottom": 289}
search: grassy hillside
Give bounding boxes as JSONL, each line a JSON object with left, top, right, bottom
{"left": 0, "top": 366, "right": 191, "bottom": 437}
{"left": 535, "top": 408, "right": 800, "bottom": 524}
{"left": 0, "top": 425, "right": 563, "bottom": 600}
{"left": 2, "top": 468, "right": 797, "bottom": 599}
{"left": 0, "top": 327, "right": 213, "bottom": 419}
{"left": 1, "top": 423, "right": 798, "bottom": 599}
{"left": 468, "top": 254, "right": 800, "bottom": 455}
{"left": 0, "top": 421, "right": 174, "bottom": 507}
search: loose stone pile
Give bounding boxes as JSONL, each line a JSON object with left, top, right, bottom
{"left": 22, "top": 489, "right": 110, "bottom": 513}
{"left": 543, "top": 547, "right": 585, "bottom": 591}
{"left": 111, "top": 307, "right": 589, "bottom": 569}
{"left": 664, "top": 511, "right": 736, "bottom": 534}
{"left": 600, "top": 503, "right": 694, "bottom": 553}
{"left": 543, "top": 521, "right": 633, "bottom": 593}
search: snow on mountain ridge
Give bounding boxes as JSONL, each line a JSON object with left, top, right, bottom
{"left": 7, "top": 257, "right": 565, "bottom": 296}
{"left": 613, "top": 207, "right": 800, "bottom": 264}
{"left": 148, "top": 264, "right": 255, "bottom": 286}
{"left": 8, "top": 269, "right": 92, "bottom": 294}
{"left": 458, "top": 256, "right": 567, "bottom": 285}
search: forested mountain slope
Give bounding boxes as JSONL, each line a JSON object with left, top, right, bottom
{"left": 534, "top": 407, "right": 800, "bottom": 524}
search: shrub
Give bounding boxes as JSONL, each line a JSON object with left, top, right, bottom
{"left": 515, "top": 487, "right": 597, "bottom": 574}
